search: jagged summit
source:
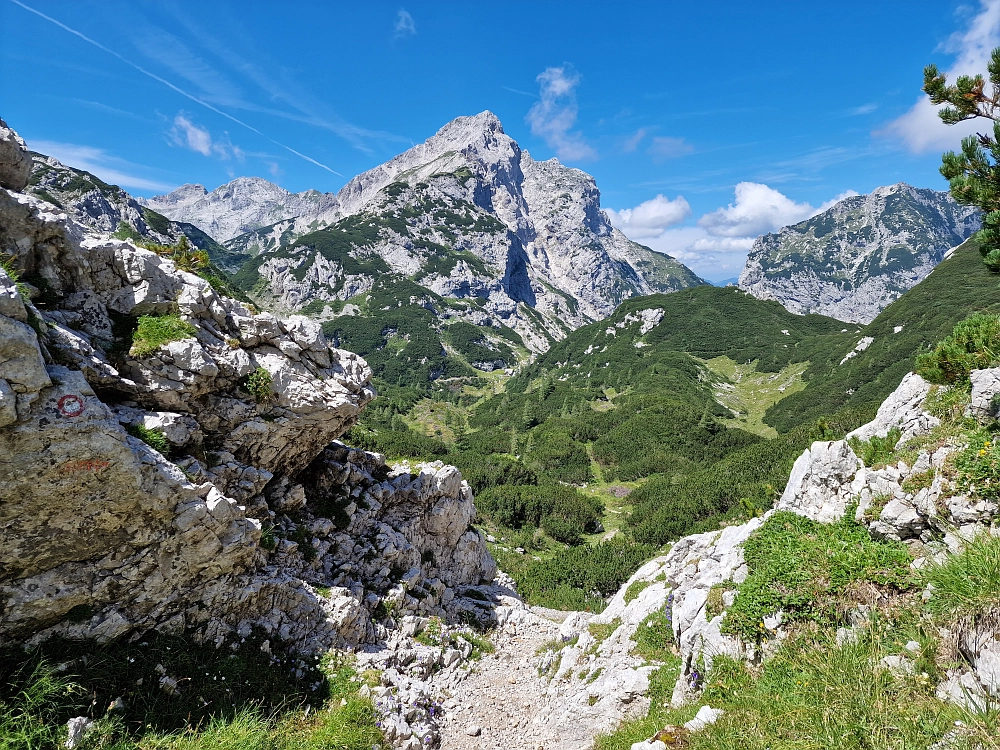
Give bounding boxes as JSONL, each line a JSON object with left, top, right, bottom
{"left": 150, "top": 112, "right": 703, "bottom": 354}
{"left": 738, "top": 182, "right": 980, "bottom": 323}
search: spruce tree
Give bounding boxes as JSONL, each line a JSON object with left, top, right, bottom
{"left": 924, "top": 49, "right": 1000, "bottom": 270}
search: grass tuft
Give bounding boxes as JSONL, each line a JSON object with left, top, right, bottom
{"left": 130, "top": 314, "right": 197, "bottom": 358}
{"left": 922, "top": 531, "right": 1000, "bottom": 618}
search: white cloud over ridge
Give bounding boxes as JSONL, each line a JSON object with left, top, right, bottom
{"left": 697, "top": 182, "right": 855, "bottom": 238}
{"left": 169, "top": 113, "right": 244, "bottom": 161}
{"left": 526, "top": 66, "right": 597, "bottom": 161}
{"left": 611, "top": 184, "right": 857, "bottom": 280}
{"left": 881, "top": 0, "right": 1000, "bottom": 152}
{"left": 606, "top": 194, "right": 691, "bottom": 239}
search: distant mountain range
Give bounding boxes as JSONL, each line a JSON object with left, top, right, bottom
{"left": 140, "top": 112, "right": 704, "bottom": 377}
{"left": 738, "top": 183, "right": 980, "bottom": 323}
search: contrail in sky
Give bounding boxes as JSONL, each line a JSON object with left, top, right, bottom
{"left": 8, "top": 0, "right": 344, "bottom": 177}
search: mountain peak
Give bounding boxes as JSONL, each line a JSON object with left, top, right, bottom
{"left": 435, "top": 110, "right": 505, "bottom": 139}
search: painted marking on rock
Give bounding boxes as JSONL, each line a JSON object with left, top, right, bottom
{"left": 61, "top": 459, "right": 111, "bottom": 474}
{"left": 57, "top": 394, "right": 85, "bottom": 417}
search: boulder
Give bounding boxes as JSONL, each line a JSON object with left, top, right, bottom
{"left": 0, "top": 118, "right": 31, "bottom": 192}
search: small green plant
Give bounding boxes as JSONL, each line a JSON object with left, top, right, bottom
{"left": 862, "top": 492, "right": 893, "bottom": 523}
{"left": 243, "top": 367, "right": 274, "bottom": 404}
{"left": 0, "top": 253, "right": 31, "bottom": 300}
{"left": 901, "top": 468, "right": 936, "bottom": 494}
{"left": 287, "top": 524, "right": 317, "bottom": 562}
{"left": 623, "top": 579, "right": 652, "bottom": 604}
{"left": 722, "top": 511, "right": 914, "bottom": 644}
{"left": 847, "top": 427, "right": 902, "bottom": 468}
{"left": 704, "top": 583, "right": 731, "bottom": 621}
{"left": 125, "top": 422, "right": 171, "bottom": 455}
{"left": 588, "top": 618, "right": 622, "bottom": 644}
{"left": 925, "top": 383, "right": 973, "bottom": 422}
{"left": 129, "top": 314, "right": 197, "bottom": 358}
{"left": 954, "top": 429, "right": 1000, "bottom": 499}
{"left": 260, "top": 524, "right": 277, "bottom": 551}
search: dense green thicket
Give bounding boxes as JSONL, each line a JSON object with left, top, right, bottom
{"left": 767, "top": 239, "right": 1000, "bottom": 431}
{"left": 476, "top": 484, "right": 603, "bottom": 545}
{"left": 625, "top": 404, "right": 877, "bottom": 545}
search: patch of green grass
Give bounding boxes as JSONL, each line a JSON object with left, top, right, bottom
{"left": 125, "top": 423, "right": 171, "bottom": 455}
{"left": 598, "top": 626, "right": 1000, "bottom": 750}
{"left": 722, "top": 511, "right": 914, "bottom": 644}
{"left": 954, "top": 429, "right": 1000, "bottom": 500}
{"left": 922, "top": 531, "right": 1000, "bottom": 618}
{"left": 588, "top": 618, "right": 622, "bottom": 644}
{"left": 631, "top": 609, "right": 674, "bottom": 662}
{"left": 704, "top": 356, "right": 808, "bottom": 438}
{"left": 623, "top": 579, "right": 652, "bottom": 604}
{"left": 129, "top": 314, "right": 197, "bottom": 358}
{"left": 0, "top": 632, "right": 378, "bottom": 749}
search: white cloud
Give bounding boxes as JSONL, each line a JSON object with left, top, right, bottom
{"left": 606, "top": 194, "right": 691, "bottom": 239}
{"left": 169, "top": 113, "right": 244, "bottom": 161}
{"left": 526, "top": 66, "right": 597, "bottom": 161}
{"left": 648, "top": 136, "right": 694, "bottom": 160}
{"left": 393, "top": 9, "right": 416, "bottom": 38}
{"left": 171, "top": 113, "right": 212, "bottom": 155}
{"left": 848, "top": 103, "right": 878, "bottom": 116}
{"left": 28, "top": 140, "right": 174, "bottom": 192}
{"left": 880, "top": 0, "right": 1000, "bottom": 152}
{"left": 697, "top": 182, "right": 856, "bottom": 238}
{"left": 623, "top": 128, "right": 647, "bottom": 153}
{"left": 621, "top": 184, "right": 858, "bottom": 281}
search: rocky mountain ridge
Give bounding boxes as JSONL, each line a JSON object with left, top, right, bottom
{"left": 140, "top": 177, "right": 324, "bottom": 244}
{"left": 150, "top": 112, "right": 703, "bottom": 351}
{"left": 739, "top": 183, "right": 980, "bottom": 323}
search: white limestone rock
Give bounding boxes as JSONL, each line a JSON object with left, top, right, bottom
{"left": 0, "top": 117, "right": 31, "bottom": 192}
{"left": 967, "top": 367, "right": 1000, "bottom": 419}
{"left": 847, "top": 372, "right": 938, "bottom": 444}
{"left": 775, "top": 440, "right": 861, "bottom": 522}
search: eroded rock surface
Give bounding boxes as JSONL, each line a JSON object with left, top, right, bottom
{"left": 0, "top": 170, "right": 495, "bottom": 656}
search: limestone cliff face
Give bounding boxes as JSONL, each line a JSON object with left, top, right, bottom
{"left": 0, "top": 127, "right": 496, "bottom": 650}
{"left": 150, "top": 112, "right": 703, "bottom": 350}
{"left": 738, "top": 184, "right": 980, "bottom": 324}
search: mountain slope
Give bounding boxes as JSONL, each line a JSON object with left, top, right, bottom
{"left": 153, "top": 112, "right": 704, "bottom": 353}
{"left": 739, "top": 183, "right": 980, "bottom": 323}
{"left": 765, "top": 236, "right": 1000, "bottom": 431}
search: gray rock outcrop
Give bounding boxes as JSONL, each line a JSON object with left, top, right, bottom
{"left": 0, "top": 117, "right": 31, "bottom": 191}
{"left": 0, "top": 130, "right": 496, "bottom": 653}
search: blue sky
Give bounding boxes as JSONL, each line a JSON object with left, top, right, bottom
{"left": 1, "top": 0, "right": 997, "bottom": 281}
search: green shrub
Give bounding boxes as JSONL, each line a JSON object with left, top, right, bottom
{"left": 497, "top": 537, "right": 656, "bottom": 611}
{"left": 916, "top": 312, "right": 1000, "bottom": 385}
{"left": 125, "top": 423, "right": 171, "bottom": 455}
{"left": 847, "top": 427, "right": 901, "bottom": 468}
{"left": 243, "top": 367, "right": 274, "bottom": 403}
{"left": 922, "top": 530, "right": 1000, "bottom": 617}
{"left": 130, "top": 314, "right": 197, "bottom": 358}
{"left": 722, "top": 511, "right": 913, "bottom": 643}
